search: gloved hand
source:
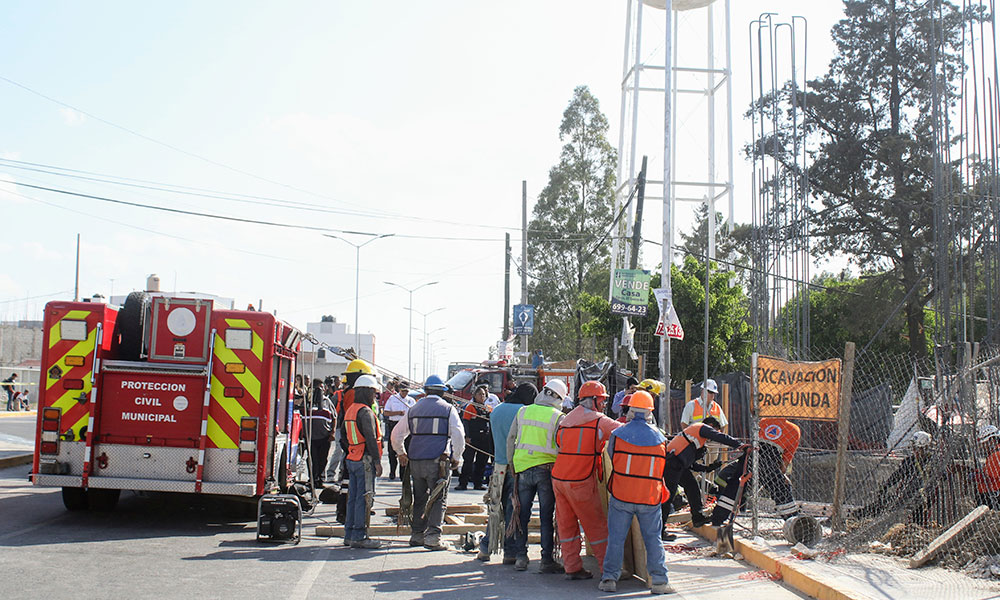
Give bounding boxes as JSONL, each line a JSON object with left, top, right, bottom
{"left": 707, "top": 460, "right": 723, "bottom": 472}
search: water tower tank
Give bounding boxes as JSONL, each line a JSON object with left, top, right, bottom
{"left": 146, "top": 274, "right": 161, "bottom": 292}
{"left": 643, "top": 0, "right": 717, "bottom": 10}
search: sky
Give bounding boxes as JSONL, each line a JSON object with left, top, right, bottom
{"left": 0, "top": 1, "right": 849, "bottom": 380}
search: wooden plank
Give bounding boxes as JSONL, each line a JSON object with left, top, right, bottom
{"left": 384, "top": 504, "right": 484, "bottom": 516}
{"left": 444, "top": 514, "right": 464, "bottom": 525}
{"left": 831, "top": 342, "right": 856, "bottom": 531}
{"left": 316, "top": 523, "right": 483, "bottom": 537}
{"left": 909, "top": 505, "right": 989, "bottom": 568}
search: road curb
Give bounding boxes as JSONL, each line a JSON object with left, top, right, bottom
{"left": 691, "top": 524, "right": 872, "bottom": 600}
{"left": 0, "top": 411, "right": 35, "bottom": 419}
{"left": 0, "top": 453, "right": 32, "bottom": 469}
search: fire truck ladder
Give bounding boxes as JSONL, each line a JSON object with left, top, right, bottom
{"left": 193, "top": 329, "right": 216, "bottom": 493}
{"left": 81, "top": 322, "right": 104, "bottom": 489}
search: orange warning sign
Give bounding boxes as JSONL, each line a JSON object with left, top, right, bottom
{"left": 756, "top": 355, "right": 842, "bottom": 421}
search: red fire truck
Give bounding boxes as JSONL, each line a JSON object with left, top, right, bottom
{"left": 32, "top": 292, "right": 304, "bottom": 511}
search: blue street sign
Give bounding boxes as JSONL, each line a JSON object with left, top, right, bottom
{"left": 513, "top": 304, "right": 534, "bottom": 335}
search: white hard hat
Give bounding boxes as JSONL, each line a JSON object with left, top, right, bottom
{"left": 703, "top": 379, "right": 719, "bottom": 394}
{"left": 543, "top": 379, "right": 568, "bottom": 401}
{"left": 354, "top": 374, "right": 380, "bottom": 391}
{"left": 978, "top": 424, "right": 999, "bottom": 443}
{"left": 912, "top": 431, "right": 932, "bottom": 448}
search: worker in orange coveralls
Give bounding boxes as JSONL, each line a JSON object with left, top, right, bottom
{"left": 551, "top": 381, "right": 622, "bottom": 580}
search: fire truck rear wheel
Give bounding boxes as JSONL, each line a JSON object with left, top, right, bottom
{"left": 277, "top": 447, "right": 289, "bottom": 494}
{"left": 113, "top": 291, "right": 149, "bottom": 360}
{"left": 88, "top": 488, "right": 120, "bottom": 511}
{"left": 62, "top": 487, "right": 89, "bottom": 511}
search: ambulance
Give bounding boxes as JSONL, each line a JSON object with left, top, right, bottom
{"left": 31, "top": 291, "right": 304, "bottom": 511}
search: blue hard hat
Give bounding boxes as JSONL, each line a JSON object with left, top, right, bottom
{"left": 424, "top": 374, "right": 446, "bottom": 390}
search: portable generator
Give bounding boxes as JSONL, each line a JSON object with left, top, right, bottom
{"left": 257, "top": 494, "right": 302, "bottom": 544}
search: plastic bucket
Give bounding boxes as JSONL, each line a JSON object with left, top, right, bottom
{"left": 783, "top": 515, "right": 822, "bottom": 546}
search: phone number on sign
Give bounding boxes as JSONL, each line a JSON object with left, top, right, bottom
{"left": 610, "top": 300, "right": 648, "bottom": 316}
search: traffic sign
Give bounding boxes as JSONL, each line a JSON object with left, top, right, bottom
{"left": 513, "top": 304, "right": 534, "bottom": 335}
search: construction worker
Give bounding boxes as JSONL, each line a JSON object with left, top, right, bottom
{"left": 328, "top": 359, "right": 374, "bottom": 482}
{"left": 599, "top": 390, "right": 674, "bottom": 595}
{"left": 306, "top": 378, "right": 336, "bottom": 487}
{"left": 552, "top": 381, "right": 621, "bottom": 580}
{"left": 506, "top": 379, "right": 568, "bottom": 573}
{"left": 662, "top": 416, "right": 743, "bottom": 539}
{"left": 457, "top": 384, "right": 492, "bottom": 491}
{"left": 757, "top": 417, "right": 801, "bottom": 519}
{"left": 477, "top": 382, "right": 537, "bottom": 564}
{"left": 637, "top": 379, "right": 665, "bottom": 425}
{"left": 391, "top": 374, "right": 465, "bottom": 550}
{"left": 976, "top": 424, "right": 1000, "bottom": 509}
{"left": 854, "top": 430, "right": 933, "bottom": 522}
{"left": 680, "top": 378, "right": 728, "bottom": 429}
{"left": 342, "top": 374, "right": 383, "bottom": 549}
{"left": 611, "top": 376, "right": 639, "bottom": 418}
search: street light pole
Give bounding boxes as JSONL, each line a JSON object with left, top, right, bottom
{"left": 325, "top": 233, "right": 394, "bottom": 356}
{"left": 385, "top": 280, "right": 439, "bottom": 381}
{"left": 406, "top": 306, "right": 445, "bottom": 381}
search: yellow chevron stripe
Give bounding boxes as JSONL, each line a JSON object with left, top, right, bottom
{"left": 224, "top": 318, "right": 263, "bottom": 362}
{"left": 47, "top": 310, "right": 92, "bottom": 349}
{"left": 212, "top": 333, "right": 261, "bottom": 403}
{"left": 46, "top": 327, "right": 97, "bottom": 392}
{"left": 206, "top": 414, "right": 237, "bottom": 449}
{"left": 67, "top": 413, "right": 89, "bottom": 440}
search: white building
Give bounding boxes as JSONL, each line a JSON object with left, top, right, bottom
{"left": 303, "top": 316, "right": 375, "bottom": 376}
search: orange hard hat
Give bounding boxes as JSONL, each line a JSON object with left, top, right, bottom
{"left": 629, "top": 390, "right": 655, "bottom": 411}
{"left": 578, "top": 381, "right": 608, "bottom": 399}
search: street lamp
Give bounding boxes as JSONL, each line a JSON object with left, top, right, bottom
{"left": 325, "top": 232, "right": 394, "bottom": 355}
{"left": 385, "top": 280, "right": 439, "bottom": 380}
{"left": 425, "top": 326, "right": 446, "bottom": 380}
{"left": 406, "top": 306, "right": 445, "bottom": 381}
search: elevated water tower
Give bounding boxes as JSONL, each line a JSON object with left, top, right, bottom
{"left": 610, "top": 0, "right": 735, "bottom": 416}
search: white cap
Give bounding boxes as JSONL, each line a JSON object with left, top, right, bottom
{"left": 978, "top": 423, "right": 999, "bottom": 443}
{"left": 543, "top": 379, "right": 568, "bottom": 401}
{"left": 354, "top": 374, "right": 380, "bottom": 391}
{"left": 703, "top": 379, "right": 719, "bottom": 394}
{"left": 912, "top": 431, "right": 932, "bottom": 448}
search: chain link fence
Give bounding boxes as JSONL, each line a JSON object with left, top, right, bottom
{"left": 730, "top": 342, "right": 1000, "bottom": 579}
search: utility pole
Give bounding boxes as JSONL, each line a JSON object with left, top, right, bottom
{"left": 504, "top": 232, "right": 511, "bottom": 340}
{"left": 629, "top": 156, "right": 648, "bottom": 270}
{"left": 659, "top": 0, "right": 675, "bottom": 430}
{"left": 74, "top": 234, "right": 80, "bottom": 302}
{"left": 521, "top": 181, "right": 528, "bottom": 358}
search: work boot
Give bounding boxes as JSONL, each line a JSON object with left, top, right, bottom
{"left": 502, "top": 555, "right": 517, "bottom": 565}
{"left": 455, "top": 484, "right": 468, "bottom": 491}
{"left": 661, "top": 530, "right": 677, "bottom": 542}
{"left": 691, "top": 512, "right": 710, "bottom": 528}
{"left": 564, "top": 569, "right": 593, "bottom": 580}
{"left": 514, "top": 556, "right": 528, "bottom": 571}
{"left": 538, "top": 560, "right": 563, "bottom": 574}
{"left": 341, "top": 538, "right": 352, "bottom": 547}
{"left": 598, "top": 579, "right": 617, "bottom": 592}
{"left": 408, "top": 537, "right": 424, "bottom": 547}
{"left": 476, "top": 549, "right": 490, "bottom": 562}
{"left": 424, "top": 541, "right": 447, "bottom": 551}
{"left": 650, "top": 583, "right": 676, "bottom": 595}
{"left": 350, "top": 538, "right": 382, "bottom": 549}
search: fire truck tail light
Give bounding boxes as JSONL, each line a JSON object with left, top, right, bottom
{"left": 60, "top": 320, "right": 88, "bottom": 341}
{"left": 225, "top": 363, "right": 245, "bottom": 374}
{"left": 240, "top": 417, "right": 257, "bottom": 430}
{"left": 40, "top": 442, "right": 59, "bottom": 455}
{"left": 41, "top": 431, "right": 59, "bottom": 443}
{"left": 239, "top": 428, "right": 256, "bottom": 441}
{"left": 239, "top": 440, "right": 256, "bottom": 452}
{"left": 238, "top": 451, "right": 256, "bottom": 463}
{"left": 65, "top": 355, "right": 86, "bottom": 367}
{"left": 62, "top": 379, "right": 85, "bottom": 390}
{"left": 41, "top": 419, "right": 59, "bottom": 432}
{"left": 40, "top": 408, "right": 61, "bottom": 454}
{"left": 224, "top": 387, "right": 243, "bottom": 398}
{"left": 43, "top": 407, "right": 61, "bottom": 421}
{"left": 238, "top": 418, "right": 257, "bottom": 462}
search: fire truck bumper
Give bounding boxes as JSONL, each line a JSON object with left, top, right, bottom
{"left": 32, "top": 474, "right": 257, "bottom": 496}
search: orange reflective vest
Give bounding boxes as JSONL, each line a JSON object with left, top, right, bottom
{"left": 344, "top": 402, "right": 383, "bottom": 461}
{"left": 666, "top": 423, "right": 708, "bottom": 456}
{"left": 759, "top": 418, "right": 800, "bottom": 467}
{"left": 553, "top": 420, "right": 601, "bottom": 482}
{"left": 607, "top": 438, "right": 669, "bottom": 506}
{"left": 690, "top": 400, "right": 723, "bottom": 422}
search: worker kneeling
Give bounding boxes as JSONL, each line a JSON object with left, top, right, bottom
{"left": 600, "top": 390, "right": 674, "bottom": 595}
{"left": 553, "top": 381, "right": 622, "bottom": 580}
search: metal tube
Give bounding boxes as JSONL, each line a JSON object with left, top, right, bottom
{"left": 659, "top": 0, "right": 674, "bottom": 430}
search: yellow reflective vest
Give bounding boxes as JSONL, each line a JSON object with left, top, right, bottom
{"left": 512, "top": 404, "right": 562, "bottom": 473}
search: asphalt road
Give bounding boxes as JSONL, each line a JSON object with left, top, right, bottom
{"left": 0, "top": 414, "right": 35, "bottom": 452}
{"left": 0, "top": 457, "right": 809, "bottom": 600}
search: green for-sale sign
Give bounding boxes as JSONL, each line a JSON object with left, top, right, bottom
{"left": 610, "top": 269, "right": 652, "bottom": 317}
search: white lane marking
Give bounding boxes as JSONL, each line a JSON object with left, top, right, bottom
{"left": 289, "top": 543, "right": 332, "bottom": 600}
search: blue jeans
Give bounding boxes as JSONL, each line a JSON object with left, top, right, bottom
{"left": 479, "top": 469, "right": 517, "bottom": 557}
{"left": 344, "top": 458, "right": 374, "bottom": 542}
{"left": 514, "top": 464, "right": 556, "bottom": 561}
{"left": 602, "top": 496, "right": 669, "bottom": 585}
